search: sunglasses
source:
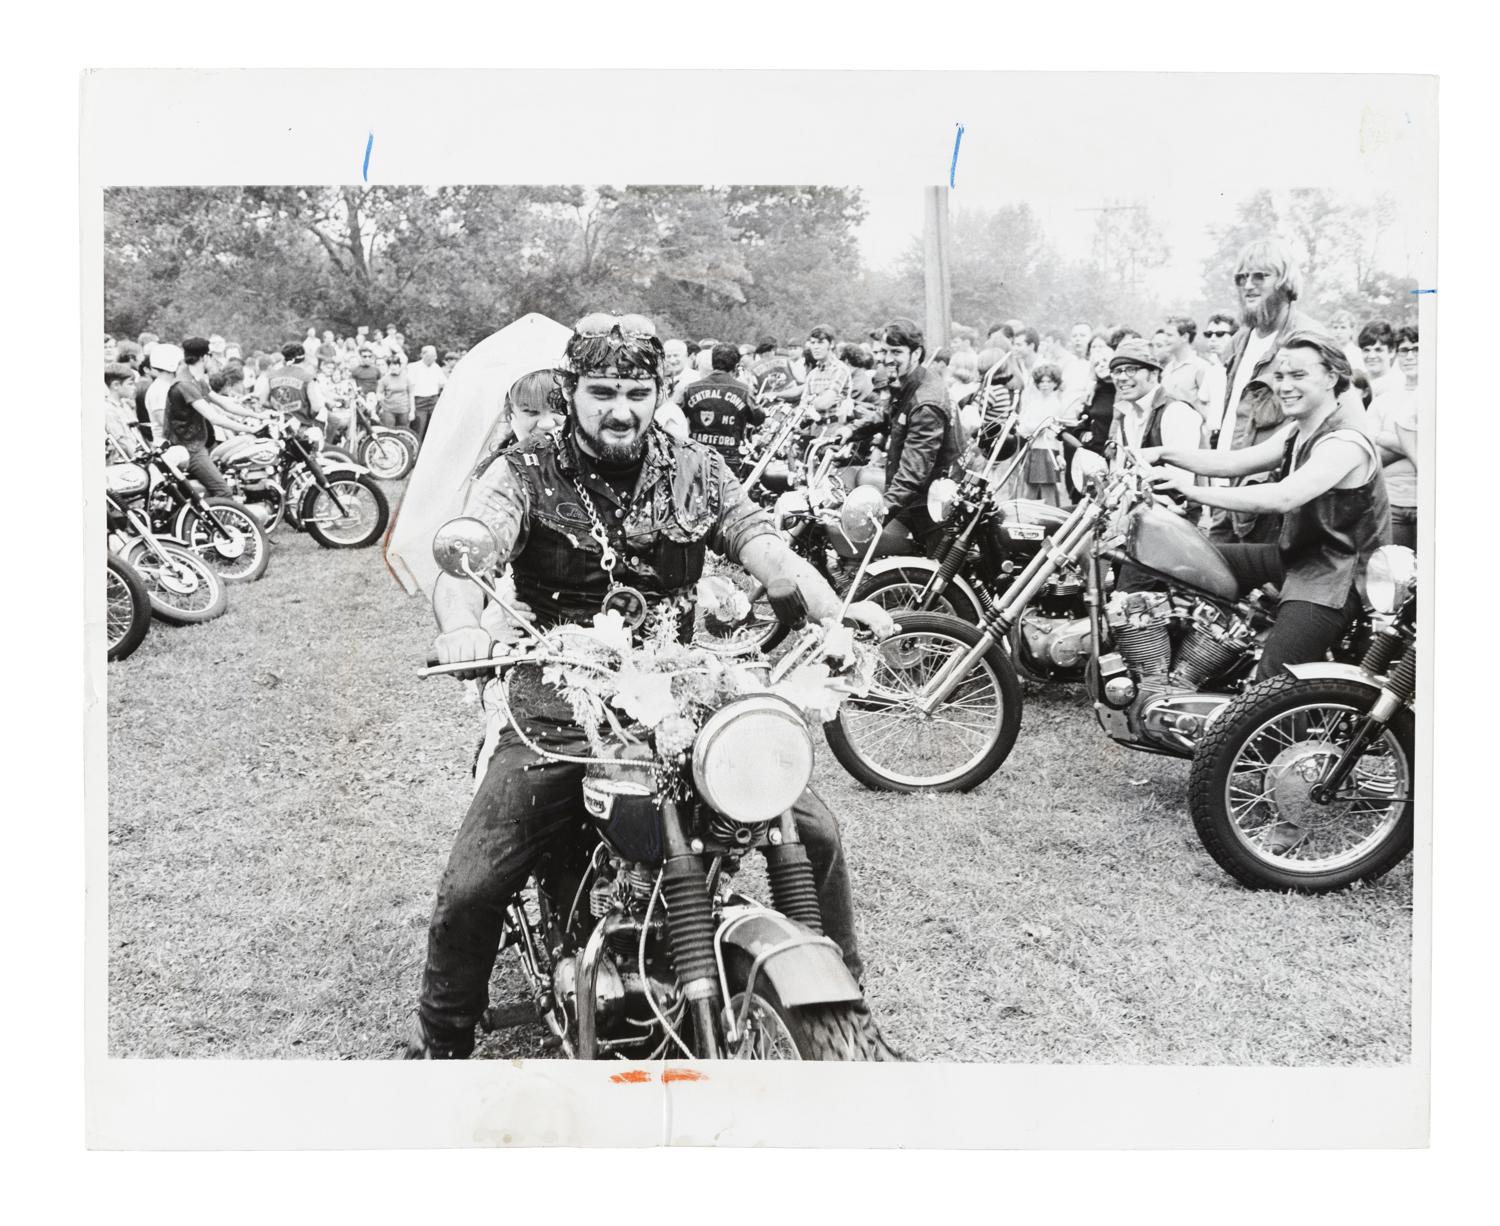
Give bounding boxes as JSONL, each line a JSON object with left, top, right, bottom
{"left": 1203, "top": 328, "right": 1233, "bottom": 338}
{"left": 1233, "top": 271, "right": 1274, "bottom": 288}
{"left": 1397, "top": 344, "right": 1419, "bottom": 355}
{"left": 574, "top": 312, "right": 656, "bottom": 340}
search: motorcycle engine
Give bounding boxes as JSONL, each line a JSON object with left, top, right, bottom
{"left": 1100, "top": 592, "right": 1256, "bottom": 752}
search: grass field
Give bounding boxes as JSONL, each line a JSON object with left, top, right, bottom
{"left": 107, "top": 490, "right": 1412, "bottom": 1063}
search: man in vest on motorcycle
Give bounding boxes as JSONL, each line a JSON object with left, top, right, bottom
{"left": 407, "top": 311, "right": 896, "bottom": 1059}
{"left": 861, "top": 318, "right": 966, "bottom": 557}
{"left": 254, "top": 342, "right": 329, "bottom": 429}
{"left": 1107, "top": 338, "right": 1201, "bottom": 491}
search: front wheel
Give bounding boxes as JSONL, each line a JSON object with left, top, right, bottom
{"left": 721, "top": 952, "right": 892, "bottom": 1061}
{"left": 824, "top": 611, "right": 1022, "bottom": 792}
{"left": 106, "top": 553, "right": 151, "bottom": 661}
{"left": 301, "top": 475, "right": 390, "bottom": 548}
{"left": 172, "top": 497, "right": 271, "bottom": 582}
{"left": 120, "top": 539, "right": 228, "bottom": 624}
{"left": 851, "top": 565, "right": 982, "bottom": 624}
{"left": 358, "top": 432, "right": 415, "bottom": 480}
{"left": 1188, "top": 675, "right": 1414, "bottom": 893}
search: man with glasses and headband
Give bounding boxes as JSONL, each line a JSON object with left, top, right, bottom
{"left": 407, "top": 311, "right": 896, "bottom": 1059}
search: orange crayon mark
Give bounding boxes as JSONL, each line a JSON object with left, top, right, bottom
{"left": 609, "top": 1069, "right": 651, "bottom": 1084}
{"left": 661, "top": 1067, "right": 708, "bottom": 1084}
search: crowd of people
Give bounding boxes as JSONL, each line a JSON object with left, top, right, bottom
{"left": 103, "top": 325, "right": 469, "bottom": 488}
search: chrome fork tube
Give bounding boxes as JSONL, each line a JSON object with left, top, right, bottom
{"left": 913, "top": 500, "right": 1101, "bottom": 715}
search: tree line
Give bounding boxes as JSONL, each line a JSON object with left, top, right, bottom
{"left": 105, "top": 185, "right": 1416, "bottom": 351}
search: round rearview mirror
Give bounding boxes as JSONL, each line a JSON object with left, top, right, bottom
{"left": 433, "top": 516, "right": 501, "bottom": 578}
{"left": 839, "top": 484, "right": 885, "bottom": 547}
{"left": 1070, "top": 447, "right": 1108, "bottom": 493}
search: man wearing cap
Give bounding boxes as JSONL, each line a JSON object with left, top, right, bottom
{"left": 408, "top": 311, "right": 896, "bottom": 1059}
{"left": 165, "top": 337, "right": 262, "bottom": 496}
{"left": 1107, "top": 338, "right": 1201, "bottom": 491}
{"left": 135, "top": 342, "right": 184, "bottom": 444}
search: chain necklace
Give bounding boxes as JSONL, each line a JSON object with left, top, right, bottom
{"left": 571, "top": 472, "right": 650, "bottom": 629}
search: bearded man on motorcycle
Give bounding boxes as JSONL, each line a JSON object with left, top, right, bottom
{"left": 857, "top": 318, "right": 966, "bottom": 558}
{"left": 1141, "top": 330, "right": 1391, "bottom": 680}
{"left": 407, "top": 311, "right": 896, "bottom": 1059}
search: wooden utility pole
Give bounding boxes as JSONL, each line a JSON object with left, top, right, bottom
{"left": 923, "top": 186, "right": 952, "bottom": 352}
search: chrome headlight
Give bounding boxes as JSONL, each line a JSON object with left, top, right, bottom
{"left": 1365, "top": 545, "right": 1417, "bottom": 614}
{"left": 927, "top": 477, "right": 959, "bottom": 524}
{"left": 692, "top": 695, "right": 814, "bottom": 824}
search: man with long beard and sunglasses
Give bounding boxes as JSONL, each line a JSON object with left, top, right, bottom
{"left": 1209, "top": 240, "right": 1362, "bottom": 545}
{"left": 406, "top": 312, "right": 896, "bottom": 1059}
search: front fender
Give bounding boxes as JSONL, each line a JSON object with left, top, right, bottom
{"left": 1283, "top": 662, "right": 1382, "bottom": 692}
{"left": 716, "top": 904, "right": 861, "bottom": 1007}
{"left": 863, "top": 555, "right": 984, "bottom": 615}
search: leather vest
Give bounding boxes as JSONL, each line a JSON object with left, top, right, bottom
{"left": 1277, "top": 406, "right": 1392, "bottom": 609}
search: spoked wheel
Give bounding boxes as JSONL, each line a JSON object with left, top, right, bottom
{"left": 1189, "top": 675, "right": 1414, "bottom": 892}
{"left": 300, "top": 476, "right": 390, "bottom": 548}
{"left": 824, "top": 612, "right": 1021, "bottom": 792}
{"left": 358, "top": 433, "right": 415, "bottom": 480}
{"left": 721, "top": 952, "right": 891, "bottom": 1061}
{"left": 172, "top": 497, "right": 271, "bottom": 582}
{"left": 693, "top": 562, "right": 790, "bottom": 657}
{"left": 852, "top": 566, "right": 982, "bottom": 624}
{"left": 121, "top": 538, "right": 228, "bottom": 624}
{"left": 105, "top": 553, "right": 151, "bottom": 661}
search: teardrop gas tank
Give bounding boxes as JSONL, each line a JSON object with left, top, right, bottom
{"left": 1124, "top": 504, "right": 1240, "bottom": 600}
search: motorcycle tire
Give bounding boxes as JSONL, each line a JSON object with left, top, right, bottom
{"left": 824, "top": 611, "right": 1022, "bottom": 792}
{"left": 171, "top": 497, "right": 271, "bottom": 583}
{"left": 358, "top": 433, "right": 415, "bottom": 480}
{"left": 721, "top": 950, "right": 894, "bottom": 1061}
{"left": 692, "top": 562, "right": 791, "bottom": 657}
{"left": 389, "top": 428, "right": 420, "bottom": 459}
{"left": 852, "top": 566, "right": 982, "bottom": 624}
{"left": 320, "top": 447, "right": 356, "bottom": 466}
{"left": 105, "top": 553, "right": 151, "bottom": 661}
{"left": 301, "top": 474, "right": 390, "bottom": 549}
{"left": 121, "top": 539, "right": 229, "bottom": 625}
{"left": 1188, "top": 674, "right": 1414, "bottom": 893}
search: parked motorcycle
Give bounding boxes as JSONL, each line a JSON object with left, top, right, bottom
{"left": 105, "top": 456, "right": 228, "bottom": 624}
{"left": 330, "top": 392, "right": 418, "bottom": 480}
{"left": 106, "top": 552, "right": 152, "bottom": 661}
{"left": 213, "top": 414, "right": 390, "bottom": 549}
{"left": 124, "top": 436, "right": 270, "bottom": 583}
{"left": 851, "top": 417, "right": 1092, "bottom": 682}
{"left": 1187, "top": 544, "right": 1416, "bottom": 892}
{"left": 419, "top": 517, "right": 893, "bottom": 1060}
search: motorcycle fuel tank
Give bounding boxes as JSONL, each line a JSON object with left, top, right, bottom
{"left": 1125, "top": 504, "right": 1239, "bottom": 600}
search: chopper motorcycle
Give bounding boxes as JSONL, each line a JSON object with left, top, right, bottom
{"left": 418, "top": 517, "right": 893, "bottom": 1060}
{"left": 850, "top": 416, "right": 1093, "bottom": 683}
{"left": 823, "top": 447, "right": 1402, "bottom": 848}
{"left": 1186, "top": 544, "right": 1416, "bottom": 892}
{"left": 213, "top": 413, "right": 390, "bottom": 549}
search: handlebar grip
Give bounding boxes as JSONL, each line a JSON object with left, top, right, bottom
{"left": 766, "top": 578, "right": 807, "bottom": 627}
{"left": 425, "top": 651, "right": 440, "bottom": 667}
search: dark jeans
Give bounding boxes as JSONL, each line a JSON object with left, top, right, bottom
{"left": 1390, "top": 505, "right": 1417, "bottom": 550}
{"left": 412, "top": 395, "right": 440, "bottom": 441}
{"left": 1215, "top": 544, "right": 1361, "bottom": 680}
{"left": 182, "top": 441, "right": 231, "bottom": 497}
{"left": 418, "top": 717, "right": 863, "bottom": 1042}
{"left": 1207, "top": 508, "right": 1281, "bottom": 546}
